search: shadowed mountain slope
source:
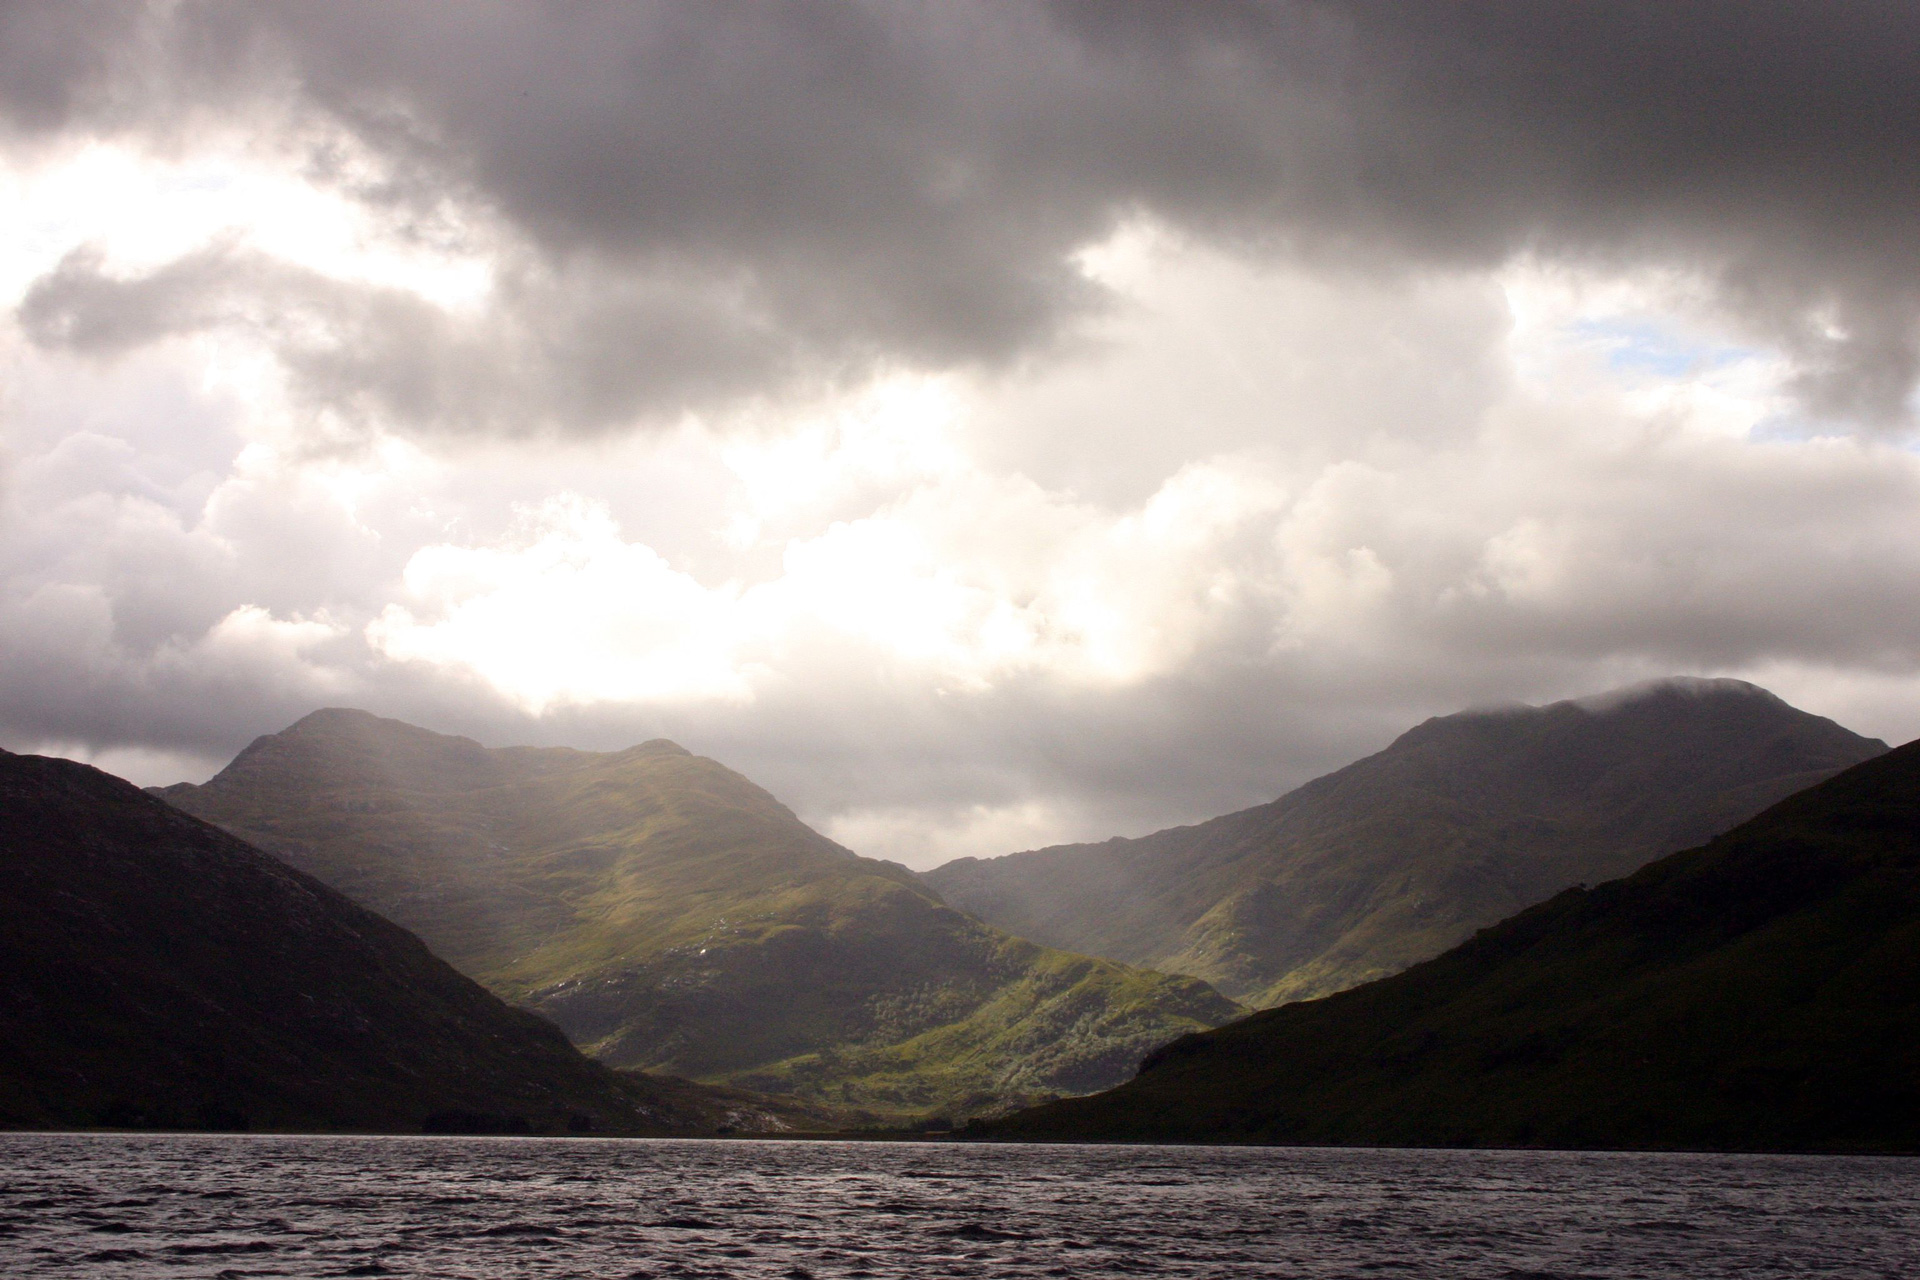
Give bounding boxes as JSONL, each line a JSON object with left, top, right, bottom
{"left": 0, "top": 748, "right": 806, "bottom": 1135}
{"left": 159, "top": 710, "right": 1240, "bottom": 1119}
{"left": 927, "top": 680, "right": 1885, "bottom": 1006}
{"left": 991, "top": 735, "right": 1920, "bottom": 1152}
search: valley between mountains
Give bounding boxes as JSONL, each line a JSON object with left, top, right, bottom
{"left": 134, "top": 676, "right": 1883, "bottom": 1128}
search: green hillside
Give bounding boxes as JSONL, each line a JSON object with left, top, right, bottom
{"left": 928, "top": 679, "right": 1884, "bottom": 1006}
{"left": 0, "top": 748, "right": 821, "bottom": 1135}
{"left": 159, "top": 710, "right": 1240, "bottom": 1119}
{"left": 991, "top": 736, "right": 1920, "bottom": 1152}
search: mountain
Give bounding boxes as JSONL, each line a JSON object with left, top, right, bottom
{"left": 926, "top": 679, "right": 1885, "bottom": 1006}
{"left": 0, "top": 748, "right": 821, "bottom": 1135}
{"left": 990, "top": 735, "right": 1920, "bottom": 1152}
{"left": 157, "top": 710, "right": 1240, "bottom": 1119}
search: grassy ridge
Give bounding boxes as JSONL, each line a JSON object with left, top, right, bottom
{"left": 161, "top": 710, "right": 1240, "bottom": 1119}
{"left": 991, "top": 737, "right": 1920, "bottom": 1152}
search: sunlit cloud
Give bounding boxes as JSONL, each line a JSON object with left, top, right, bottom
{"left": 368, "top": 495, "right": 754, "bottom": 712}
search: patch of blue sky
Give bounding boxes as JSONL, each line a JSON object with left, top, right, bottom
{"left": 1568, "top": 317, "right": 1756, "bottom": 379}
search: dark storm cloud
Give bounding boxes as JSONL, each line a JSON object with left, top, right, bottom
{"left": 0, "top": 0, "right": 147, "bottom": 137}
{"left": 10, "top": 1, "right": 1920, "bottom": 430}
{"left": 18, "top": 243, "right": 799, "bottom": 435}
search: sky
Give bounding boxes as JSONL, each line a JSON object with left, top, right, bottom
{"left": 4, "top": 1, "right": 1920, "bottom": 868}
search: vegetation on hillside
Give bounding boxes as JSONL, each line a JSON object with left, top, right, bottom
{"left": 991, "top": 736, "right": 1920, "bottom": 1152}
{"left": 160, "top": 710, "right": 1240, "bottom": 1119}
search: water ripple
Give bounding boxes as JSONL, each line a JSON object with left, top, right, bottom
{"left": 0, "top": 1134, "right": 1913, "bottom": 1278}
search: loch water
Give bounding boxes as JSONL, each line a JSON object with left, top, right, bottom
{"left": 0, "top": 1133, "right": 1914, "bottom": 1278}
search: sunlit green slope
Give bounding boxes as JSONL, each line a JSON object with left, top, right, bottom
{"left": 993, "top": 734, "right": 1920, "bottom": 1152}
{"left": 159, "top": 710, "right": 1240, "bottom": 1119}
{"left": 928, "top": 679, "right": 1885, "bottom": 1006}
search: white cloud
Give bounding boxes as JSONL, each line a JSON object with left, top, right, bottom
{"left": 181, "top": 603, "right": 347, "bottom": 681}
{"left": 368, "top": 495, "right": 753, "bottom": 711}
{"left": 0, "top": 135, "right": 492, "bottom": 313}
{"left": 364, "top": 440, "right": 1292, "bottom": 717}
{"left": 823, "top": 798, "right": 1101, "bottom": 872}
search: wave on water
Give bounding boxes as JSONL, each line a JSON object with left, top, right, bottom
{"left": 0, "top": 1134, "right": 1914, "bottom": 1278}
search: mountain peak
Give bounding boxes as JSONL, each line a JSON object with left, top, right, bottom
{"left": 619, "top": 738, "right": 691, "bottom": 758}
{"left": 268, "top": 709, "right": 694, "bottom": 762}
{"left": 290, "top": 706, "right": 387, "bottom": 728}
{"left": 282, "top": 706, "right": 484, "bottom": 746}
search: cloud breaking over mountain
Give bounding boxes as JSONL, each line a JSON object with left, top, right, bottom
{"left": 4, "top": 1, "right": 1919, "bottom": 865}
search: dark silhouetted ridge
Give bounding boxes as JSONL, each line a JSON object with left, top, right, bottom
{"left": 0, "top": 748, "right": 804, "bottom": 1134}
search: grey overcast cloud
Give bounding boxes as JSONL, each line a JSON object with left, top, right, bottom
{"left": 4, "top": 1, "right": 1919, "bottom": 866}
